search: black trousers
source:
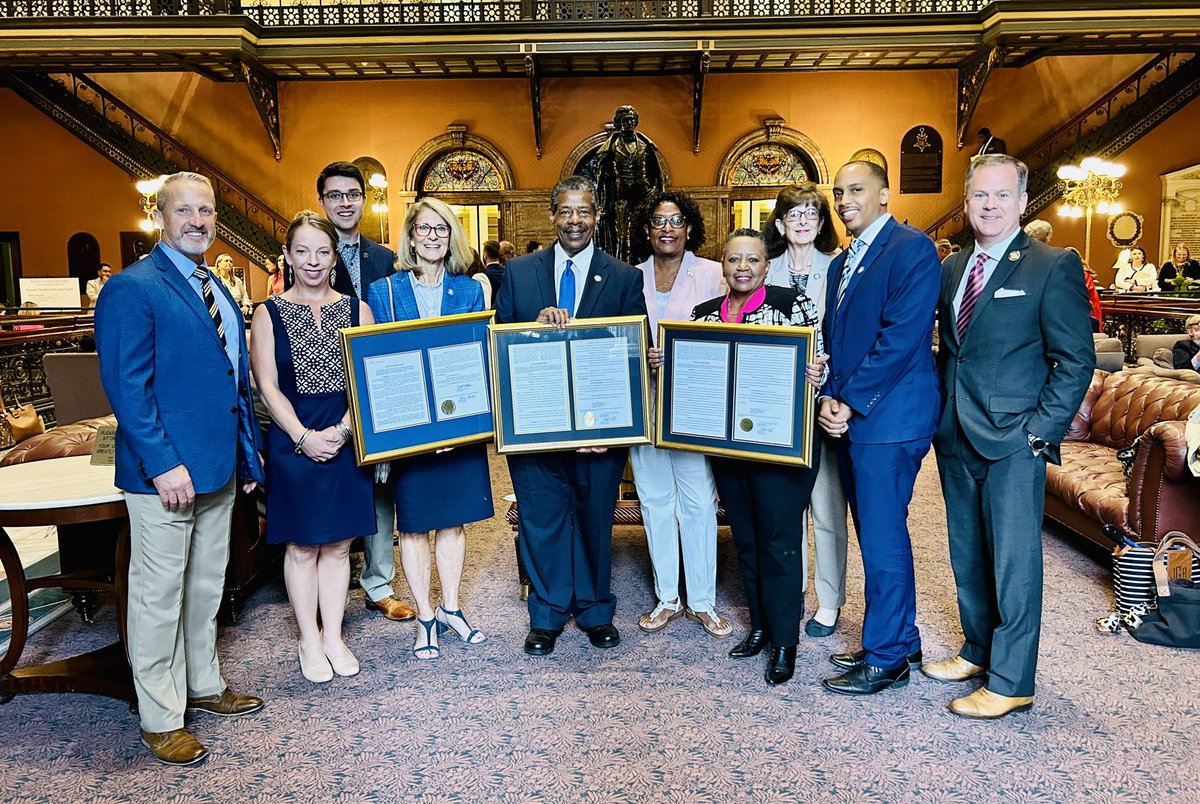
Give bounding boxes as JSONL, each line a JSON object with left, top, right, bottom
{"left": 711, "top": 452, "right": 819, "bottom": 647}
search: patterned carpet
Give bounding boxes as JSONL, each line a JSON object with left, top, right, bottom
{"left": 1, "top": 448, "right": 1197, "bottom": 803}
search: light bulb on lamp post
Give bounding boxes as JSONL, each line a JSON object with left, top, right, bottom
{"left": 368, "top": 173, "right": 389, "bottom": 243}
{"left": 1056, "top": 158, "right": 1124, "bottom": 266}
{"left": 135, "top": 175, "right": 168, "bottom": 233}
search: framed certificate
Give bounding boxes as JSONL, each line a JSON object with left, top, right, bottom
{"left": 488, "top": 315, "right": 652, "bottom": 454}
{"left": 341, "top": 310, "right": 495, "bottom": 465}
{"left": 655, "top": 320, "right": 816, "bottom": 466}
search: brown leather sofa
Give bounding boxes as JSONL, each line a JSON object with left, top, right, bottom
{"left": 1045, "top": 370, "right": 1200, "bottom": 548}
{"left": 1, "top": 417, "right": 281, "bottom": 622}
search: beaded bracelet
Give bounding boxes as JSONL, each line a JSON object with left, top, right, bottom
{"left": 294, "top": 428, "right": 314, "bottom": 455}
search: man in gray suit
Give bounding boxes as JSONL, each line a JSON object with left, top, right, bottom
{"left": 926, "top": 154, "right": 1094, "bottom": 719}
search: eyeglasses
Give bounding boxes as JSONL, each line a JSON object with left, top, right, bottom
{"left": 414, "top": 223, "right": 450, "bottom": 237}
{"left": 649, "top": 214, "right": 687, "bottom": 229}
{"left": 783, "top": 208, "right": 821, "bottom": 222}
{"left": 322, "top": 190, "right": 364, "bottom": 203}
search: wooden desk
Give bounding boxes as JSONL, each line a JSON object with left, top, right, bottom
{"left": 0, "top": 455, "right": 133, "bottom": 704}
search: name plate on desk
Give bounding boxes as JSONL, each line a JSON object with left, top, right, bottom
{"left": 488, "top": 316, "right": 652, "bottom": 454}
{"left": 341, "top": 311, "right": 495, "bottom": 465}
{"left": 90, "top": 425, "right": 116, "bottom": 466}
{"left": 655, "top": 320, "right": 816, "bottom": 466}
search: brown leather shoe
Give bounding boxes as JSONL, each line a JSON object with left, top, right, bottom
{"left": 186, "top": 687, "right": 264, "bottom": 717}
{"left": 949, "top": 687, "right": 1034, "bottom": 719}
{"left": 141, "top": 729, "right": 208, "bottom": 766}
{"left": 366, "top": 595, "right": 416, "bottom": 621}
{"left": 921, "top": 655, "right": 987, "bottom": 682}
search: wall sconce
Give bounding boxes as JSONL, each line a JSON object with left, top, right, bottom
{"left": 368, "top": 172, "right": 389, "bottom": 243}
{"left": 1056, "top": 157, "right": 1125, "bottom": 265}
{"left": 136, "top": 175, "right": 168, "bottom": 233}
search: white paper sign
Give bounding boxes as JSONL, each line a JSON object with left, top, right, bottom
{"left": 19, "top": 278, "right": 82, "bottom": 310}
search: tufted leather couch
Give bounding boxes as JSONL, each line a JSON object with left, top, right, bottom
{"left": 1045, "top": 370, "right": 1200, "bottom": 548}
{"left": 0, "top": 416, "right": 115, "bottom": 466}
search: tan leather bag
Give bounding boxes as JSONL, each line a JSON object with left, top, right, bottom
{"left": 2, "top": 391, "right": 46, "bottom": 443}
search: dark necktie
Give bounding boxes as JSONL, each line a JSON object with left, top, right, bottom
{"left": 956, "top": 252, "right": 990, "bottom": 340}
{"left": 559, "top": 259, "right": 576, "bottom": 316}
{"left": 192, "top": 265, "right": 227, "bottom": 346}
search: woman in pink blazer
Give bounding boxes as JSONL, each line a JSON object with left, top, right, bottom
{"left": 629, "top": 191, "right": 731, "bottom": 639}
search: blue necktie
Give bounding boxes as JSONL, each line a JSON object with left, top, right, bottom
{"left": 559, "top": 259, "right": 576, "bottom": 316}
{"left": 836, "top": 238, "right": 866, "bottom": 310}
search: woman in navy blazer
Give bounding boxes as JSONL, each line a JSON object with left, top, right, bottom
{"left": 365, "top": 198, "right": 494, "bottom": 660}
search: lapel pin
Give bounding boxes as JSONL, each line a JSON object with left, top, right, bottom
{"left": 448, "top": 288, "right": 454, "bottom": 296}
{"left": 857, "top": 267, "right": 865, "bottom": 274}
{"left": 593, "top": 275, "right": 601, "bottom": 282}
{"left": 1008, "top": 251, "right": 1020, "bottom": 261}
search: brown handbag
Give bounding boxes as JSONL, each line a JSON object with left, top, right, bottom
{"left": 2, "top": 391, "right": 46, "bottom": 443}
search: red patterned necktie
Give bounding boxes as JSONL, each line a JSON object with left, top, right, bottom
{"left": 956, "top": 252, "right": 990, "bottom": 340}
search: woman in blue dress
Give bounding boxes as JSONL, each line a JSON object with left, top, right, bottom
{"left": 365, "top": 197, "right": 494, "bottom": 660}
{"left": 251, "top": 211, "right": 376, "bottom": 683}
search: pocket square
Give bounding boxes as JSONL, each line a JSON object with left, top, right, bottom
{"left": 994, "top": 288, "right": 1026, "bottom": 298}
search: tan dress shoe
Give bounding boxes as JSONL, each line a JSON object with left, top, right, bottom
{"left": 186, "top": 687, "right": 265, "bottom": 717}
{"left": 141, "top": 729, "right": 209, "bottom": 766}
{"left": 366, "top": 595, "right": 417, "bottom": 621}
{"left": 949, "top": 687, "right": 1034, "bottom": 719}
{"left": 921, "top": 655, "right": 987, "bottom": 682}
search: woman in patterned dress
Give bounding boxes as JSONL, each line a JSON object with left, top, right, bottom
{"left": 652, "top": 228, "right": 824, "bottom": 687}
{"left": 250, "top": 211, "right": 376, "bottom": 683}
{"left": 365, "top": 198, "right": 494, "bottom": 661}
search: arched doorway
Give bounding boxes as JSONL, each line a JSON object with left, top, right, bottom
{"left": 717, "top": 123, "right": 828, "bottom": 232}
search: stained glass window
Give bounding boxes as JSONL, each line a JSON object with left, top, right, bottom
{"left": 729, "top": 144, "right": 809, "bottom": 186}
{"left": 421, "top": 150, "right": 504, "bottom": 192}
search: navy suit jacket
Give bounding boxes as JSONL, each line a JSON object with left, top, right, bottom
{"left": 365, "top": 270, "right": 485, "bottom": 323}
{"left": 823, "top": 216, "right": 941, "bottom": 445}
{"left": 494, "top": 245, "right": 646, "bottom": 325}
{"left": 95, "top": 244, "right": 264, "bottom": 494}
{"left": 483, "top": 262, "right": 505, "bottom": 306}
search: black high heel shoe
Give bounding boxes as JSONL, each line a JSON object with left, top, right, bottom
{"left": 435, "top": 605, "right": 486, "bottom": 644}
{"left": 728, "top": 629, "right": 767, "bottom": 659}
{"left": 766, "top": 644, "right": 797, "bottom": 685}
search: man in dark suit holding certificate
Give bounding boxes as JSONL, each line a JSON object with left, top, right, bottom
{"left": 927, "top": 154, "right": 1093, "bottom": 719}
{"left": 494, "top": 175, "right": 647, "bottom": 656}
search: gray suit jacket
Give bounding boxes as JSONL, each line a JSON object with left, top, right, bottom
{"left": 934, "top": 232, "right": 1095, "bottom": 464}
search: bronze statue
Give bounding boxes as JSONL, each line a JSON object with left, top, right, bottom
{"left": 585, "top": 105, "right": 664, "bottom": 262}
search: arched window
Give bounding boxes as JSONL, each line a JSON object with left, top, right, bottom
{"left": 718, "top": 122, "right": 828, "bottom": 231}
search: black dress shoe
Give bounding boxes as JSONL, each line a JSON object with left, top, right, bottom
{"left": 823, "top": 662, "right": 911, "bottom": 695}
{"left": 765, "top": 645, "right": 797, "bottom": 686}
{"left": 830, "top": 648, "right": 922, "bottom": 670}
{"left": 728, "top": 629, "right": 767, "bottom": 659}
{"left": 524, "top": 628, "right": 562, "bottom": 656}
{"left": 804, "top": 611, "right": 840, "bottom": 638}
{"left": 583, "top": 623, "right": 620, "bottom": 649}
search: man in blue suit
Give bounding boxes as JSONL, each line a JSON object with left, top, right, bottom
{"left": 495, "top": 175, "right": 647, "bottom": 656}
{"left": 315, "top": 161, "right": 415, "bottom": 623}
{"left": 96, "top": 172, "right": 265, "bottom": 766}
{"left": 818, "top": 160, "right": 942, "bottom": 695}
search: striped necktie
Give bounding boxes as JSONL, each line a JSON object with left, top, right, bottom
{"left": 192, "top": 265, "right": 227, "bottom": 346}
{"left": 956, "top": 252, "right": 990, "bottom": 340}
{"left": 836, "top": 238, "right": 866, "bottom": 309}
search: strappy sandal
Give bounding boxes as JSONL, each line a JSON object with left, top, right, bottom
{"left": 638, "top": 599, "right": 684, "bottom": 633}
{"left": 435, "top": 605, "right": 486, "bottom": 644}
{"left": 686, "top": 607, "right": 733, "bottom": 639}
{"left": 413, "top": 617, "right": 440, "bottom": 660}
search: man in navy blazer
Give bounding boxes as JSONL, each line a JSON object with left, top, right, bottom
{"left": 495, "top": 175, "right": 647, "bottom": 656}
{"left": 96, "top": 172, "right": 265, "bottom": 766}
{"left": 818, "top": 160, "right": 942, "bottom": 695}
{"left": 315, "top": 161, "right": 415, "bottom": 623}
{"left": 926, "top": 155, "right": 1093, "bottom": 719}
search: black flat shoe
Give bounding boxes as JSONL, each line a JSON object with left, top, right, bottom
{"left": 830, "top": 648, "right": 922, "bottom": 670}
{"left": 583, "top": 623, "right": 620, "bottom": 649}
{"left": 728, "top": 629, "right": 767, "bottom": 659}
{"left": 823, "top": 662, "right": 911, "bottom": 695}
{"left": 804, "top": 611, "right": 840, "bottom": 638}
{"left": 765, "top": 644, "right": 797, "bottom": 686}
{"left": 524, "top": 628, "right": 562, "bottom": 656}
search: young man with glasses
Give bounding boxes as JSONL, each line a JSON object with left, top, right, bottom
{"left": 315, "top": 161, "right": 416, "bottom": 624}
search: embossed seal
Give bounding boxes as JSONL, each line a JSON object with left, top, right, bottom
{"left": 739, "top": 418, "right": 753, "bottom": 432}
{"left": 441, "top": 399, "right": 456, "bottom": 415}
{"left": 583, "top": 411, "right": 597, "bottom": 427}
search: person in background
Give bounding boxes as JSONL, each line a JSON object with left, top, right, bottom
{"left": 1113, "top": 246, "right": 1157, "bottom": 292}
{"left": 1064, "top": 247, "right": 1103, "bottom": 331}
{"left": 466, "top": 247, "right": 493, "bottom": 308}
{"left": 1173, "top": 314, "right": 1200, "bottom": 371}
{"left": 365, "top": 197, "right": 494, "bottom": 660}
{"left": 525, "top": 239, "right": 541, "bottom": 254}
{"left": 499, "top": 240, "right": 517, "bottom": 264}
{"left": 763, "top": 183, "right": 849, "bottom": 638}
{"left": 265, "top": 255, "right": 286, "bottom": 297}
{"left": 482, "top": 240, "right": 505, "bottom": 302}
{"left": 1158, "top": 243, "right": 1200, "bottom": 285}
{"left": 934, "top": 239, "right": 953, "bottom": 262}
{"left": 87, "top": 263, "right": 113, "bottom": 304}
{"left": 628, "top": 190, "right": 729, "bottom": 640}
{"left": 975, "top": 127, "right": 1007, "bottom": 156}
{"left": 214, "top": 253, "right": 253, "bottom": 316}
{"left": 1022, "top": 219, "right": 1052, "bottom": 244}
{"left": 250, "top": 211, "right": 375, "bottom": 684}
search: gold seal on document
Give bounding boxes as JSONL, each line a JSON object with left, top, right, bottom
{"left": 739, "top": 418, "right": 753, "bottom": 432}
{"left": 441, "top": 399, "right": 456, "bottom": 415}
{"left": 583, "top": 411, "right": 597, "bottom": 427}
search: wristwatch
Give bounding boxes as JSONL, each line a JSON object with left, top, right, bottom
{"left": 1027, "top": 433, "right": 1048, "bottom": 456}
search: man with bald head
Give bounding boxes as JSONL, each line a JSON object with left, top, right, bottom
{"left": 817, "top": 160, "right": 942, "bottom": 696}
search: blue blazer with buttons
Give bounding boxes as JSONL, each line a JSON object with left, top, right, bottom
{"left": 365, "top": 269, "right": 485, "bottom": 323}
{"left": 95, "top": 244, "right": 264, "bottom": 494}
{"left": 822, "top": 216, "right": 941, "bottom": 445}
